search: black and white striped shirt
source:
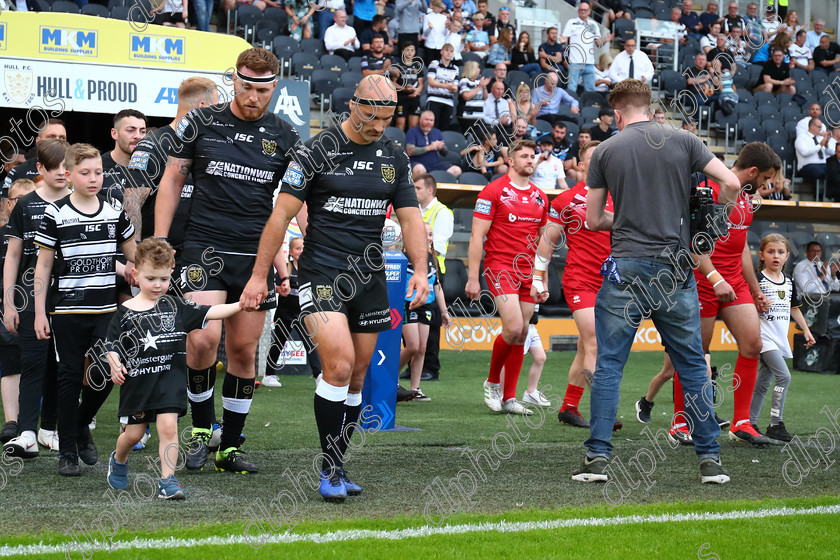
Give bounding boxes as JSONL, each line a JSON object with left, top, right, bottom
{"left": 34, "top": 195, "right": 135, "bottom": 314}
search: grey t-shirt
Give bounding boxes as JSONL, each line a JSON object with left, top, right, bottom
{"left": 587, "top": 120, "right": 715, "bottom": 258}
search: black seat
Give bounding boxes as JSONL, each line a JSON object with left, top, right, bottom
{"left": 383, "top": 127, "right": 406, "bottom": 147}
{"left": 52, "top": 1, "right": 81, "bottom": 12}
{"left": 459, "top": 172, "right": 488, "bottom": 186}
{"left": 81, "top": 3, "right": 109, "bottom": 16}
{"left": 429, "top": 170, "right": 458, "bottom": 184}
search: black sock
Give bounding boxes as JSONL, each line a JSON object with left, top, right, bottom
{"left": 314, "top": 394, "right": 347, "bottom": 474}
{"left": 337, "top": 403, "right": 362, "bottom": 461}
{"left": 187, "top": 366, "right": 217, "bottom": 429}
{"left": 220, "top": 372, "right": 253, "bottom": 450}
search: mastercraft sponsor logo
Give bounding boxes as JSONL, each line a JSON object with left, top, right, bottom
{"left": 39, "top": 27, "right": 98, "bottom": 58}
{"left": 129, "top": 34, "right": 186, "bottom": 65}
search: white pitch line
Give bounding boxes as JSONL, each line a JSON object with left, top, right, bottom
{"left": 2, "top": 504, "right": 839, "bottom": 557}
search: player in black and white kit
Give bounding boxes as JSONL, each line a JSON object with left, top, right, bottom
{"left": 241, "top": 75, "right": 429, "bottom": 502}
{"left": 154, "top": 48, "right": 299, "bottom": 474}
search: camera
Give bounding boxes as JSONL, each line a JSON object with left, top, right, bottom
{"left": 689, "top": 185, "right": 728, "bottom": 255}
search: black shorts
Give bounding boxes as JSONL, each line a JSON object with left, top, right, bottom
{"left": 0, "top": 339, "right": 21, "bottom": 378}
{"left": 298, "top": 262, "right": 390, "bottom": 333}
{"left": 404, "top": 301, "right": 439, "bottom": 326}
{"left": 120, "top": 407, "right": 183, "bottom": 425}
{"left": 180, "top": 246, "right": 276, "bottom": 307}
{"left": 396, "top": 96, "right": 421, "bottom": 118}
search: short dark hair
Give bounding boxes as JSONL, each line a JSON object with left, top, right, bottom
{"left": 508, "top": 139, "right": 537, "bottom": 158}
{"left": 807, "top": 241, "right": 822, "bottom": 251}
{"left": 796, "top": 29, "right": 807, "bottom": 39}
{"left": 400, "top": 40, "right": 416, "bottom": 51}
{"left": 371, "top": 34, "right": 385, "bottom": 43}
{"left": 579, "top": 127, "right": 593, "bottom": 136}
{"left": 416, "top": 173, "right": 437, "bottom": 194}
{"left": 37, "top": 118, "right": 66, "bottom": 137}
{"left": 113, "top": 109, "right": 147, "bottom": 127}
{"left": 36, "top": 138, "right": 70, "bottom": 171}
{"left": 734, "top": 142, "right": 782, "bottom": 174}
{"left": 372, "top": 14, "right": 387, "bottom": 26}
{"left": 552, "top": 121, "right": 567, "bottom": 130}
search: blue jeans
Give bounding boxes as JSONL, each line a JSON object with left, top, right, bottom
{"left": 585, "top": 257, "right": 721, "bottom": 460}
{"left": 193, "top": 0, "right": 214, "bottom": 32}
{"left": 319, "top": 9, "right": 335, "bottom": 40}
{"left": 519, "top": 63, "right": 542, "bottom": 77}
{"left": 566, "top": 63, "right": 595, "bottom": 93}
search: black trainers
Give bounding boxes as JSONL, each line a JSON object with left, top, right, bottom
{"left": 215, "top": 447, "right": 258, "bottom": 474}
{"left": 78, "top": 429, "right": 99, "bottom": 465}
{"left": 186, "top": 427, "right": 212, "bottom": 470}
{"left": 699, "top": 457, "right": 730, "bottom": 484}
{"left": 635, "top": 397, "right": 654, "bottom": 423}
{"left": 728, "top": 422, "right": 772, "bottom": 447}
{"left": 558, "top": 408, "right": 589, "bottom": 428}
{"left": 715, "top": 413, "right": 731, "bottom": 430}
{"left": 59, "top": 454, "right": 81, "bottom": 476}
{"left": 765, "top": 422, "right": 793, "bottom": 442}
{"left": 0, "top": 421, "right": 17, "bottom": 443}
{"left": 396, "top": 385, "right": 419, "bottom": 402}
{"left": 571, "top": 456, "right": 609, "bottom": 482}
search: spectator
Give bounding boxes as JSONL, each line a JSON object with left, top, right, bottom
{"left": 551, "top": 121, "right": 572, "bottom": 162}
{"left": 789, "top": 30, "right": 814, "bottom": 72}
{"left": 461, "top": 129, "right": 506, "bottom": 179}
{"left": 425, "top": 43, "right": 460, "bottom": 129}
{"left": 562, "top": 1, "right": 613, "bottom": 94}
{"left": 590, "top": 107, "right": 616, "bottom": 142}
{"left": 766, "top": 1, "right": 787, "bottom": 21}
{"left": 793, "top": 242, "right": 840, "bottom": 297}
{"left": 685, "top": 53, "right": 716, "bottom": 108}
{"left": 564, "top": 127, "right": 592, "bottom": 183}
{"left": 653, "top": 108, "right": 667, "bottom": 124}
{"left": 394, "top": 42, "right": 424, "bottom": 132}
{"left": 609, "top": 38, "right": 654, "bottom": 84}
{"left": 726, "top": 27, "right": 750, "bottom": 68}
{"left": 457, "top": 60, "right": 490, "bottom": 131}
{"left": 450, "top": 0, "right": 472, "bottom": 20}
{"left": 680, "top": 0, "right": 705, "bottom": 41}
{"left": 474, "top": 0, "right": 494, "bottom": 28}
{"left": 757, "top": 168, "right": 792, "bottom": 200}
{"left": 407, "top": 110, "right": 462, "bottom": 178}
{"left": 489, "top": 62, "right": 509, "bottom": 90}
{"left": 779, "top": 10, "right": 805, "bottom": 40}
{"left": 483, "top": 80, "right": 515, "bottom": 136}
{"left": 489, "top": 6, "right": 514, "bottom": 44}
{"left": 504, "top": 118, "right": 534, "bottom": 149}
{"left": 795, "top": 117, "right": 831, "bottom": 182}
{"left": 699, "top": 2, "right": 721, "bottom": 35}
{"left": 353, "top": 0, "right": 378, "bottom": 38}
{"left": 466, "top": 13, "right": 491, "bottom": 58}
{"left": 594, "top": 53, "right": 613, "bottom": 93}
{"left": 285, "top": 0, "right": 316, "bottom": 41}
{"left": 12, "top": 0, "right": 42, "bottom": 9}
{"left": 755, "top": 48, "right": 796, "bottom": 95}
{"left": 318, "top": 2, "right": 346, "bottom": 40}
{"left": 741, "top": 2, "right": 766, "bottom": 45}
{"left": 152, "top": 0, "right": 189, "bottom": 27}
{"left": 539, "top": 27, "right": 565, "bottom": 73}
{"left": 531, "top": 134, "right": 568, "bottom": 191}
{"left": 361, "top": 35, "right": 393, "bottom": 76}
{"left": 722, "top": 2, "right": 745, "bottom": 34}
{"left": 531, "top": 71, "right": 580, "bottom": 126}
{"left": 716, "top": 65, "right": 739, "bottom": 115}
{"left": 701, "top": 23, "right": 722, "bottom": 54}
{"left": 487, "top": 27, "right": 513, "bottom": 67}
{"left": 513, "top": 82, "right": 541, "bottom": 124}
{"left": 814, "top": 35, "right": 840, "bottom": 74}
{"left": 669, "top": 6, "right": 689, "bottom": 47}
{"left": 752, "top": 32, "right": 791, "bottom": 65}
{"left": 511, "top": 31, "right": 542, "bottom": 77}
{"left": 707, "top": 34, "right": 734, "bottom": 73}
{"left": 826, "top": 144, "right": 840, "bottom": 200}
{"left": 361, "top": 14, "right": 395, "bottom": 54}
{"left": 445, "top": 17, "right": 467, "bottom": 61}
{"left": 395, "top": 0, "right": 427, "bottom": 51}
{"left": 601, "top": 0, "right": 632, "bottom": 23}
{"left": 324, "top": 10, "right": 360, "bottom": 61}
{"left": 797, "top": 103, "right": 827, "bottom": 136}
{"left": 806, "top": 20, "right": 827, "bottom": 52}
{"left": 761, "top": 6, "right": 782, "bottom": 41}
{"left": 423, "top": 0, "right": 450, "bottom": 65}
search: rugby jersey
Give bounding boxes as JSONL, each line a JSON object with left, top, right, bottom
{"left": 34, "top": 195, "right": 135, "bottom": 314}
{"left": 5, "top": 191, "right": 53, "bottom": 312}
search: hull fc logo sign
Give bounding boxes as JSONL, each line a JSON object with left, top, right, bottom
{"left": 3, "top": 67, "right": 34, "bottom": 105}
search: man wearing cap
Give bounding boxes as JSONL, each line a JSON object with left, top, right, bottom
{"left": 155, "top": 48, "right": 300, "bottom": 475}
{"left": 531, "top": 135, "right": 568, "bottom": 191}
{"left": 590, "top": 107, "right": 617, "bottom": 142}
{"left": 241, "top": 75, "right": 428, "bottom": 502}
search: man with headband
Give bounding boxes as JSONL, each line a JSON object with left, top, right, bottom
{"left": 154, "top": 48, "right": 300, "bottom": 475}
{"left": 241, "top": 75, "right": 429, "bottom": 502}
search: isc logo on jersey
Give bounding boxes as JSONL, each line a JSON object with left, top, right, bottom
{"left": 40, "top": 27, "right": 98, "bottom": 57}
{"left": 129, "top": 34, "right": 185, "bottom": 64}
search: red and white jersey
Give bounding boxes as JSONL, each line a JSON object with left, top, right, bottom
{"left": 474, "top": 175, "right": 548, "bottom": 272}
{"left": 694, "top": 179, "right": 755, "bottom": 282}
{"left": 549, "top": 180, "right": 613, "bottom": 279}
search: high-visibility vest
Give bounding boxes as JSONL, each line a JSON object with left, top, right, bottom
{"left": 422, "top": 200, "right": 452, "bottom": 274}
{"left": 767, "top": 0, "right": 788, "bottom": 7}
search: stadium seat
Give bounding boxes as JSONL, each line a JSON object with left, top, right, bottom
{"left": 507, "top": 71, "right": 530, "bottom": 90}
{"left": 109, "top": 5, "right": 130, "bottom": 19}
{"left": 660, "top": 69, "right": 684, "bottom": 98}
{"left": 81, "top": 3, "right": 109, "bottom": 16}
{"left": 460, "top": 52, "right": 485, "bottom": 67}
{"left": 734, "top": 103, "right": 756, "bottom": 120}
{"left": 441, "top": 259, "right": 468, "bottom": 310}
{"left": 614, "top": 19, "right": 635, "bottom": 45}
{"left": 330, "top": 87, "right": 354, "bottom": 114}
{"left": 790, "top": 67, "right": 809, "bottom": 84}
{"left": 634, "top": 7, "right": 654, "bottom": 19}
{"left": 459, "top": 172, "right": 488, "bottom": 186}
{"left": 747, "top": 64, "right": 763, "bottom": 86}
{"left": 753, "top": 90, "right": 777, "bottom": 107}
{"left": 452, "top": 208, "right": 474, "bottom": 232}
{"left": 580, "top": 106, "right": 600, "bottom": 125}
{"left": 564, "top": 121, "right": 580, "bottom": 145}
{"left": 780, "top": 106, "right": 802, "bottom": 123}
{"left": 714, "top": 109, "right": 738, "bottom": 154}
{"left": 789, "top": 222, "right": 815, "bottom": 237}
{"left": 555, "top": 105, "right": 581, "bottom": 127}
{"left": 311, "top": 69, "right": 340, "bottom": 111}
{"left": 538, "top": 266, "right": 569, "bottom": 316}
{"left": 762, "top": 119, "right": 784, "bottom": 138}
{"left": 580, "top": 91, "right": 606, "bottom": 109}
{"left": 816, "top": 233, "right": 840, "bottom": 248}
{"left": 783, "top": 120, "right": 798, "bottom": 142}
{"left": 739, "top": 118, "right": 763, "bottom": 143}
{"left": 107, "top": 0, "right": 126, "bottom": 9}
{"left": 534, "top": 120, "right": 552, "bottom": 135}
{"left": 340, "top": 72, "right": 364, "bottom": 89}
{"left": 263, "top": 7, "right": 289, "bottom": 28}
{"left": 766, "top": 134, "right": 795, "bottom": 178}
{"left": 52, "top": 1, "right": 80, "bottom": 12}
{"left": 442, "top": 131, "right": 469, "bottom": 154}
{"left": 631, "top": 0, "right": 652, "bottom": 10}
{"left": 429, "top": 170, "right": 458, "bottom": 184}
{"left": 347, "top": 56, "right": 363, "bottom": 73}
{"left": 319, "top": 55, "right": 348, "bottom": 74}
{"left": 480, "top": 67, "right": 496, "bottom": 79}
{"left": 757, "top": 104, "right": 778, "bottom": 120}
{"left": 383, "top": 127, "right": 406, "bottom": 147}
{"left": 273, "top": 36, "right": 300, "bottom": 79}
{"left": 736, "top": 90, "right": 753, "bottom": 106}
{"left": 230, "top": 4, "right": 262, "bottom": 41}
{"left": 291, "top": 52, "right": 318, "bottom": 81}
{"left": 300, "top": 38, "right": 325, "bottom": 57}
{"left": 255, "top": 20, "right": 281, "bottom": 48}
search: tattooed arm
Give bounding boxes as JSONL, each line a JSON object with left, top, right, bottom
{"left": 154, "top": 156, "right": 191, "bottom": 239}
{"left": 123, "top": 186, "right": 150, "bottom": 241}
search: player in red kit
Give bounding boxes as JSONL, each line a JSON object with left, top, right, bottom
{"left": 531, "top": 140, "right": 617, "bottom": 429}
{"left": 636, "top": 142, "right": 780, "bottom": 447}
{"left": 466, "top": 140, "right": 549, "bottom": 416}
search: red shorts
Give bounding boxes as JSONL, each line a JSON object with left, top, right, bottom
{"left": 484, "top": 268, "right": 534, "bottom": 304}
{"left": 696, "top": 273, "right": 753, "bottom": 318}
{"left": 562, "top": 268, "right": 601, "bottom": 313}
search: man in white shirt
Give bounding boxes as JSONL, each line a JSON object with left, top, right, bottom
{"left": 797, "top": 103, "right": 827, "bottom": 136}
{"left": 609, "top": 38, "right": 654, "bottom": 84}
{"left": 531, "top": 136, "right": 567, "bottom": 191}
{"left": 482, "top": 80, "right": 514, "bottom": 129}
{"left": 795, "top": 117, "right": 831, "bottom": 181}
{"left": 562, "top": 1, "right": 613, "bottom": 94}
{"left": 805, "top": 20, "right": 828, "bottom": 52}
{"left": 789, "top": 30, "right": 814, "bottom": 72}
{"left": 318, "top": 0, "right": 346, "bottom": 40}
{"left": 324, "top": 10, "right": 360, "bottom": 60}
{"left": 793, "top": 242, "right": 840, "bottom": 297}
